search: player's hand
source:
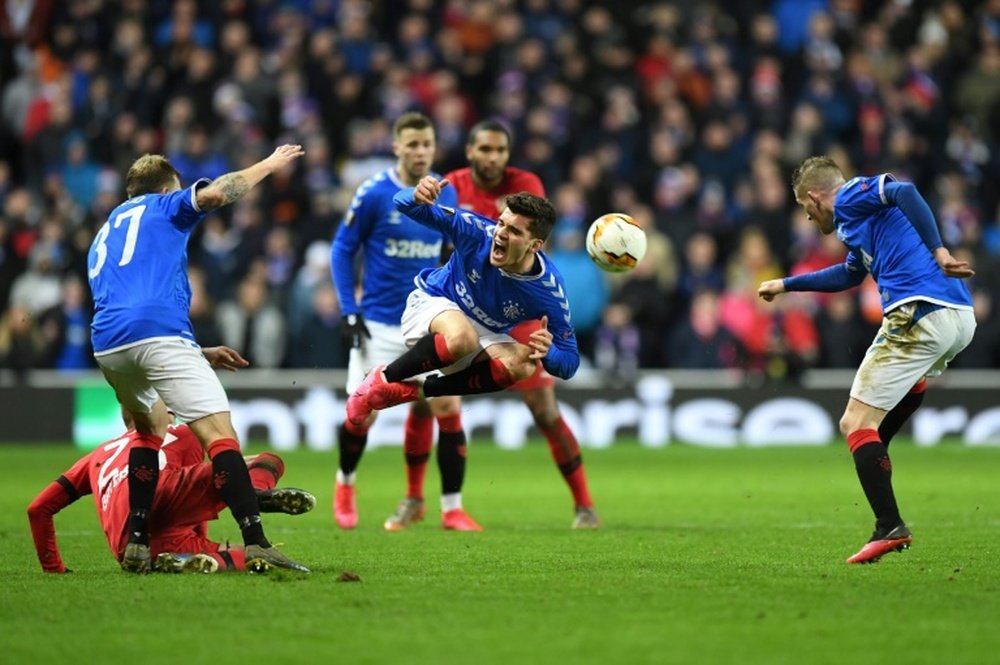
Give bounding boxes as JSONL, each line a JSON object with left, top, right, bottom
{"left": 203, "top": 346, "right": 250, "bottom": 371}
{"left": 341, "top": 313, "right": 371, "bottom": 350}
{"left": 757, "top": 279, "right": 786, "bottom": 302}
{"left": 933, "top": 247, "right": 975, "bottom": 278}
{"left": 413, "top": 176, "right": 449, "bottom": 205}
{"left": 265, "top": 144, "right": 305, "bottom": 171}
{"left": 527, "top": 315, "right": 553, "bottom": 360}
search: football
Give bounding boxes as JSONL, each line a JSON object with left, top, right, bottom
{"left": 585, "top": 213, "right": 647, "bottom": 273}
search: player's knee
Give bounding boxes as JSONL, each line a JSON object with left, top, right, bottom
{"left": 506, "top": 348, "right": 537, "bottom": 382}
{"left": 838, "top": 414, "right": 854, "bottom": 438}
{"left": 839, "top": 413, "right": 876, "bottom": 438}
{"left": 443, "top": 328, "right": 479, "bottom": 359}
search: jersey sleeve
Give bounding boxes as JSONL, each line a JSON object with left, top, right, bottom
{"left": 783, "top": 254, "right": 867, "bottom": 293}
{"left": 535, "top": 271, "right": 580, "bottom": 380}
{"left": 393, "top": 187, "right": 493, "bottom": 256}
{"left": 331, "top": 187, "right": 374, "bottom": 315}
{"left": 26, "top": 455, "right": 93, "bottom": 573}
{"left": 166, "top": 178, "right": 212, "bottom": 231}
{"left": 882, "top": 180, "right": 944, "bottom": 252}
{"left": 436, "top": 182, "right": 459, "bottom": 252}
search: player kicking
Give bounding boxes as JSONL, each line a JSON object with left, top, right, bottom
{"left": 758, "top": 156, "right": 975, "bottom": 564}
{"left": 345, "top": 177, "right": 580, "bottom": 466}
{"left": 87, "top": 146, "right": 309, "bottom": 572}
{"left": 445, "top": 120, "right": 599, "bottom": 529}
{"left": 28, "top": 400, "right": 315, "bottom": 574}
{"left": 331, "top": 112, "right": 478, "bottom": 532}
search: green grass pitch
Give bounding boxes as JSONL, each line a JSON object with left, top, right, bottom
{"left": 2, "top": 440, "right": 999, "bottom": 664}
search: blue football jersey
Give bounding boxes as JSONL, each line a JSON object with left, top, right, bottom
{"left": 88, "top": 181, "right": 209, "bottom": 353}
{"left": 834, "top": 174, "right": 972, "bottom": 312}
{"left": 331, "top": 169, "right": 454, "bottom": 325}
{"left": 393, "top": 188, "right": 580, "bottom": 380}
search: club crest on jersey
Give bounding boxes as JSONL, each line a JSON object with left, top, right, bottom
{"left": 503, "top": 300, "right": 524, "bottom": 321}
{"left": 388, "top": 210, "right": 402, "bottom": 224}
{"left": 467, "top": 268, "right": 481, "bottom": 284}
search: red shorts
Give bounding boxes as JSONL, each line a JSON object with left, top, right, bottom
{"left": 507, "top": 320, "right": 555, "bottom": 392}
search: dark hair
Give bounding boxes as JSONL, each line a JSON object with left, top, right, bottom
{"left": 392, "top": 111, "right": 433, "bottom": 137}
{"left": 467, "top": 119, "right": 512, "bottom": 146}
{"left": 505, "top": 192, "right": 556, "bottom": 241}
{"left": 125, "top": 154, "right": 182, "bottom": 197}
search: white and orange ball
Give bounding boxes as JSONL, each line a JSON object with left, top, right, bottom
{"left": 585, "top": 213, "right": 647, "bottom": 273}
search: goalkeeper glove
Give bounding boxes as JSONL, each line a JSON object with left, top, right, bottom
{"left": 341, "top": 313, "right": 371, "bottom": 350}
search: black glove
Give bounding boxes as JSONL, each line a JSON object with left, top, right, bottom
{"left": 341, "top": 313, "right": 371, "bottom": 350}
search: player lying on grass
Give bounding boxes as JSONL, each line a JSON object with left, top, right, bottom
{"left": 345, "top": 176, "right": 579, "bottom": 436}
{"left": 28, "top": 349, "right": 316, "bottom": 575}
{"left": 758, "top": 156, "right": 975, "bottom": 564}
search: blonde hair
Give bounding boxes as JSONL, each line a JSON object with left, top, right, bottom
{"left": 125, "top": 154, "right": 181, "bottom": 198}
{"left": 791, "top": 156, "right": 845, "bottom": 201}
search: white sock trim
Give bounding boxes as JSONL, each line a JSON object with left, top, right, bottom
{"left": 441, "top": 493, "right": 462, "bottom": 512}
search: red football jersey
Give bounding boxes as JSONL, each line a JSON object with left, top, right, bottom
{"left": 43, "top": 425, "right": 202, "bottom": 563}
{"left": 444, "top": 166, "right": 545, "bottom": 219}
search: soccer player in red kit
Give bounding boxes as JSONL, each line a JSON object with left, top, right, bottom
{"left": 441, "top": 119, "right": 599, "bottom": 528}
{"left": 28, "top": 410, "right": 315, "bottom": 574}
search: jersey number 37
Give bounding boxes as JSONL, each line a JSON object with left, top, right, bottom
{"left": 89, "top": 205, "right": 147, "bottom": 279}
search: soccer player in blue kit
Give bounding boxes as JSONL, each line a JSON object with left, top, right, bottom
{"left": 331, "top": 112, "right": 480, "bottom": 532}
{"left": 345, "top": 175, "right": 579, "bottom": 443}
{"left": 87, "top": 145, "right": 310, "bottom": 573}
{"left": 758, "top": 156, "right": 976, "bottom": 564}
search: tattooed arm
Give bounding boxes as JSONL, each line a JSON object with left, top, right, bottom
{"left": 195, "top": 144, "right": 305, "bottom": 211}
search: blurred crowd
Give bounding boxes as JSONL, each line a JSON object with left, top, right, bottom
{"left": 2, "top": 0, "right": 1000, "bottom": 382}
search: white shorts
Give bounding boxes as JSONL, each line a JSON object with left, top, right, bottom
{"left": 400, "top": 289, "right": 516, "bottom": 372}
{"left": 95, "top": 337, "right": 230, "bottom": 423}
{"left": 851, "top": 304, "right": 976, "bottom": 411}
{"left": 346, "top": 321, "right": 409, "bottom": 393}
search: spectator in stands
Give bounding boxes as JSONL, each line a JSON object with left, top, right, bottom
{"left": 216, "top": 274, "right": 286, "bottom": 369}
{"left": 9, "top": 239, "right": 61, "bottom": 316}
{"left": 0, "top": 304, "right": 48, "bottom": 377}
{"left": 607, "top": 204, "right": 677, "bottom": 368}
{"left": 677, "top": 232, "right": 725, "bottom": 306}
{"left": 286, "top": 239, "right": 337, "bottom": 367}
{"left": 667, "top": 290, "right": 743, "bottom": 369}
{"left": 814, "top": 292, "right": 877, "bottom": 368}
{"left": 187, "top": 266, "right": 223, "bottom": 350}
{"left": 292, "top": 282, "right": 343, "bottom": 369}
{"left": 594, "top": 303, "right": 640, "bottom": 384}
{"left": 50, "top": 274, "right": 91, "bottom": 370}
